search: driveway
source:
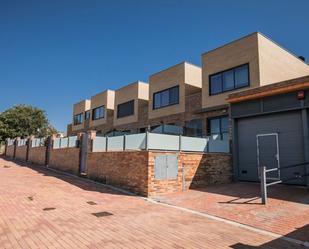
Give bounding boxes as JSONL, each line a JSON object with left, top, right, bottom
{"left": 0, "top": 157, "right": 306, "bottom": 248}
{"left": 153, "top": 182, "right": 309, "bottom": 243}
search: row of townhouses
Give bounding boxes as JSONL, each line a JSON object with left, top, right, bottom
{"left": 67, "top": 32, "right": 309, "bottom": 144}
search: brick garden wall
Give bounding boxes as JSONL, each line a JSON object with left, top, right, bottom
{"left": 87, "top": 151, "right": 149, "bottom": 196}
{"left": 15, "top": 145, "right": 28, "bottom": 161}
{"left": 5, "top": 138, "right": 232, "bottom": 197}
{"left": 28, "top": 146, "right": 47, "bottom": 165}
{"left": 5, "top": 145, "right": 14, "bottom": 157}
{"left": 49, "top": 148, "right": 80, "bottom": 175}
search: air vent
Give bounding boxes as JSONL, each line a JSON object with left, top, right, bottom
{"left": 43, "top": 207, "right": 56, "bottom": 211}
{"left": 87, "top": 201, "right": 97, "bottom": 205}
{"left": 92, "top": 211, "right": 113, "bottom": 218}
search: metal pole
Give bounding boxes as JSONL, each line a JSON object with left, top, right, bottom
{"left": 261, "top": 166, "right": 267, "bottom": 204}
{"left": 145, "top": 131, "right": 149, "bottom": 151}
{"left": 123, "top": 134, "right": 126, "bottom": 151}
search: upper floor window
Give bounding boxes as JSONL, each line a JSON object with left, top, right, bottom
{"left": 153, "top": 86, "right": 179, "bottom": 109}
{"left": 117, "top": 100, "right": 134, "bottom": 118}
{"left": 208, "top": 116, "right": 229, "bottom": 140}
{"left": 92, "top": 106, "right": 105, "bottom": 120}
{"left": 73, "top": 113, "right": 83, "bottom": 125}
{"left": 209, "top": 64, "right": 249, "bottom": 95}
{"left": 84, "top": 110, "right": 90, "bottom": 120}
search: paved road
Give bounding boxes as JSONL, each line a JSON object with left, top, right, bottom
{"left": 0, "top": 158, "right": 305, "bottom": 248}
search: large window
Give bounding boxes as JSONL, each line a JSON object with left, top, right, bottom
{"left": 153, "top": 86, "right": 179, "bottom": 109}
{"left": 208, "top": 116, "right": 229, "bottom": 140}
{"left": 117, "top": 100, "right": 134, "bottom": 118}
{"left": 92, "top": 106, "right": 105, "bottom": 120}
{"left": 73, "top": 113, "right": 83, "bottom": 125}
{"left": 185, "top": 119, "right": 203, "bottom": 137}
{"left": 209, "top": 64, "right": 249, "bottom": 95}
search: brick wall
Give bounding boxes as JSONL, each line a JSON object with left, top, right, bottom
{"left": 87, "top": 151, "right": 149, "bottom": 196}
{"left": 28, "top": 146, "right": 47, "bottom": 165}
{"left": 147, "top": 151, "right": 232, "bottom": 196}
{"left": 49, "top": 148, "right": 80, "bottom": 175}
{"left": 5, "top": 145, "right": 14, "bottom": 157}
{"left": 15, "top": 145, "right": 28, "bottom": 161}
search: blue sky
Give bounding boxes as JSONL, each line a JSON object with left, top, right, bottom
{"left": 0, "top": 0, "right": 308, "bottom": 132}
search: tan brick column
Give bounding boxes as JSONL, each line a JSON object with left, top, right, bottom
{"left": 88, "top": 130, "right": 97, "bottom": 153}
{"left": 26, "top": 135, "right": 34, "bottom": 162}
{"left": 4, "top": 138, "right": 8, "bottom": 157}
{"left": 46, "top": 134, "right": 57, "bottom": 166}
{"left": 14, "top": 137, "right": 20, "bottom": 159}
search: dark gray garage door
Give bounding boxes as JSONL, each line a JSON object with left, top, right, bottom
{"left": 237, "top": 111, "right": 306, "bottom": 185}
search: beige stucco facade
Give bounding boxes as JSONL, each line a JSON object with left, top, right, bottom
{"left": 72, "top": 99, "right": 91, "bottom": 132}
{"left": 148, "top": 62, "right": 202, "bottom": 120}
{"left": 89, "top": 90, "right": 115, "bottom": 128}
{"left": 202, "top": 32, "right": 309, "bottom": 109}
{"left": 113, "top": 81, "right": 149, "bottom": 127}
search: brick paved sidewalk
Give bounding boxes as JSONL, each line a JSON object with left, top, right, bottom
{"left": 0, "top": 157, "right": 306, "bottom": 248}
{"left": 153, "top": 183, "right": 309, "bottom": 243}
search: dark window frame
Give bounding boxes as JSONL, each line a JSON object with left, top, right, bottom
{"left": 73, "top": 113, "right": 83, "bottom": 125}
{"left": 184, "top": 119, "right": 203, "bottom": 137}
{"left": 207, "top": 116, "right": 229, "bottom": 140}
{"left": 209, "top": 63, "right": 250, "bottom": 96}
{"left": 153, "top": 85, "right": 180, "bottom": 110}
{"left": 92, "top": 105, "right": 105, "bottom": 120}
{"left": 117, "top": 100, "right": 135, "bottom": 118}
{"left": 84, "top": 110, "right": 91, "bottom": 120}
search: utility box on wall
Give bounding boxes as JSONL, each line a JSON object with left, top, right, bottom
{"left": 154, "top": 154, "right": 178, "bottom": 180}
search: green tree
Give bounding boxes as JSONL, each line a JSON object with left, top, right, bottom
{"left": 0, "top": 105, "right": 57, "bottom": 142}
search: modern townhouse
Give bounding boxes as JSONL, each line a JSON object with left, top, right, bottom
{"left": 89, "top": 89, "right": 115, "bottom": 135}
{"left": 71, "top": 99, "right": 91, "bottom": 134}
{"left": 201, "top": 32, "right": 309, "bottom": 141}
{"left": 147, "top": 62, "right": 204, "bottom": 137}
{"left": 112, "top": 81, "right": 149, "bottom": 134}
{"left": 68, "top": 32, "right": 309, "bottom": 145}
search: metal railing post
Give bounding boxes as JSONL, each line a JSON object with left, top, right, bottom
{"left": 123, "top": 134, "right": 126, "bottom": 151}
{"left": 145, "top": 131, "right": 149, "bottom": 151}
{"left": 261, "top": 166, "right": 267, "bottom": 204}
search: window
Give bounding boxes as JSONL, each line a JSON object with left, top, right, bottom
{"left": 117, "top": 100, "right": 134, "bottom": 118}
{"left": 209, "top": 64, "right": 249, "bottom": 95}
{"left": 185, "top": 119, "right": 203, "bottom": 137}
{"left": 84, "top": 110, "right": 90, "bottom": 120}
{"left": 73, "top": 113, "right": 83, "bottom": 125}
{"left": 208, "top": 116, "right": 229, "bottom": 140}
{"left": 92, "top": 106, "right": 105, "bottom": 120}
{"left": 153, "top": 86, "right": 179, "bottom": 109}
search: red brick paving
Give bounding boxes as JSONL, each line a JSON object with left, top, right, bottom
{"left": 154, "top": 182, "right": 309, "bottom": 242}
{"left": 0, "top": 158, "right": 306, "bottom": 248}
